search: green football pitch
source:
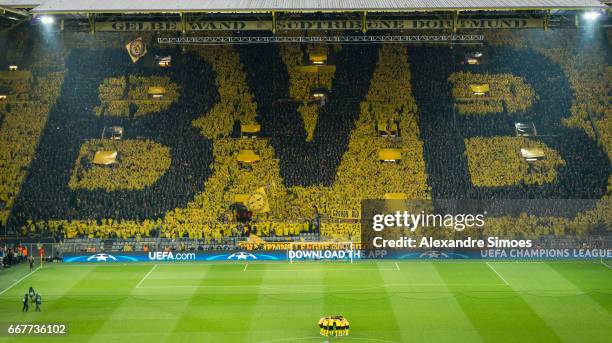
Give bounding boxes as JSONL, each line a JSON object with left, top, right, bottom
{"left": 0, "top": 260, "right": 611, "bottom": 343}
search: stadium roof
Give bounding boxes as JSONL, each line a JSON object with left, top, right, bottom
{"left": 30, "top": 0, "right": 607, "bottom": 14}
{"left": 0, "top": 0, "right": 42, "bottom": 7}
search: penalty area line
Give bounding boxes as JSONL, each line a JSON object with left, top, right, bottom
{"left": 486, "top": 262, "right": 510, "bottom": 286}
{"left": 0, "top": 266, "right": 41, "bottom": 296}
{"left": 135, "top": 264, "right": 158, "bottom": 289}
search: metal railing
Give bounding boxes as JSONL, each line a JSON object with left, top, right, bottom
{"left": 158, "top": 34, "right": 484, "bottom": 45}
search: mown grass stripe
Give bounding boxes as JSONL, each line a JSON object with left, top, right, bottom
{"left": 497, "top": 262, "right": 612, "bottom": 343}
{"left": 433, "top": 262, "right": 563, "bottom": 343}
{"left": 382, "top": 262, "right": 486, "bottom": 343}
{"left": 546, "top": 261, "right": 612, "bottom": 315}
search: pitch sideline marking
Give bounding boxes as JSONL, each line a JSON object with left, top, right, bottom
{"left": 135, "top": 264, "right": 158, "bottom": 289}
{"left": 395, "top": 262, "right": 400, "bottom": 271}
{"left": 0, "top": 266, "right": 41, "bottom": 296}
{"left": 601, "top": 260, "right": 612, "bottom": 270}
{"left": 486, "top": 262, "right": 510, "bottom": 286}
{"left": 243, "top": 263, "right": 248, "bottom": 272}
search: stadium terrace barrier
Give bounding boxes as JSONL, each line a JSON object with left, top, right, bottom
{"left": 157, "top": 35, "right": 485, "bottom": 46}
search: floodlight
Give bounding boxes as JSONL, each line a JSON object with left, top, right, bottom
{"left": 583, "top": 11, "right": 601, "bottom": 21}
{"left": 40, "top": 16, "right": 55, "bottom": 25}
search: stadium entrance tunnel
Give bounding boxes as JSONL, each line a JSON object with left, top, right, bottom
{"left": 10, "top": 47, "right": 218, "bottom": 224}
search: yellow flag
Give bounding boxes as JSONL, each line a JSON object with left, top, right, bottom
{"left": 247, "top": 187, "right": 270, "bottom": 213}
{"left": 125, "top": 37, "right": 147, "bottom": 63}
{"left": 248, "top": 234, "right": 264, "bottom": 244}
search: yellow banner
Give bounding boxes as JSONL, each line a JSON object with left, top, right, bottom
{"left": 188, "top": 21, "right": 271, "bottom": 31}
{"left": 96, "top": 18, "right": 543, "bottom": 32}
{"left": 329, "top": 208, "right": 361, "bottom": 220}
{"left": 367, "top": 18, "right": 543, "bottom": 29}
{"left": 290, "top": 65, "right": 336, "bottom": 73}
{"left": 103, "top": 21, "right": 179, "bottom": 31}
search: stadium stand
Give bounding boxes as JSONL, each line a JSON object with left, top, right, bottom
{"left": 0, "top": 15, "right": 610, "bottom": 245}
{"left": 9, "top": 35, "right": 218, "bottom": 230}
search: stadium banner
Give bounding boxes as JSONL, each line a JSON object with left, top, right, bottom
{"left": 63, "top": 251, "right": 286, "bottom": 263}
{"left": 377, "top": 248, "right": 612, "bottom": 260}
{"left": 62, "top": 247, "right": 611, "bottom": 263}
{"left": 97, "top": 21, "right": 181, "bottom": 32}
{"left": 95, "top": 18, "right": 543, "bottom": 32}
{"left": 95, "top": 21, "right": 270, "bottom": 31}
{"left": 328, "top": 18, "right": 542, "bottom": 30}
{"left": 329, "top": 208, "right": 361, "bottom": 220}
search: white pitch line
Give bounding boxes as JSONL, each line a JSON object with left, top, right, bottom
{"left": 0, "top": 266, "right": 41, "bottom": 296}
{"left": 137, "top": 282, "right": 505, "bottom": 291}
{"left": 395, "top": 262, "right": 400, "bottom": 271}
{"left": 243, "top": 263, "right": 248, "bottom": 272}
{"left": 601, "top": 261, "right": 612, "bottom": 270}
{"left": 135, "top": 264, "right": 158, "bottom": 289}
{"left": 486, "top": 262, "right": 510, "bottom": 286}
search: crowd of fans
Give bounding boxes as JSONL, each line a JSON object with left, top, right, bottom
{"left": 411, "top": 38, "right": 610, "bottom": 200}
{"left": 10, "top": 34, "right": 218, "bottom": 226}
{"left": 243, "top": 35, "right": 383, "bottom": 194}
{"left": 94, "top": 75, "right": 179, "bottom": 117}
{"left": 406, "top": 30, "right": 611, "bottom": 240}
{"left": 4, "top": 31, "right": 28, "bottom": 63}
{"left": 94, "top": 76, "right": 126, "bottom": 115}
{"left": 277, "top": 37, "right": 334, "bottom": 143}
{"left": 330, "top": 45, "right": 430, "bottom": 213}
{"left": 0, "top": 28, "right": 609, "bottom": 243}
{"left": 0, "top": 70, "right": 31, "bottom": 101}
{"left": 296, "top": 103, "right": 319, "bottom": 142}
{"left": 464, "top": 136, "right": 565, "bottom": 187}
{"left": 68, "top": 139, "right": 171, "bottom": 191}
{"left": 448, "top": 71, "right": 536, "bottom": 115}
{"left": 0, "top": 33, "right": 64, "bottom": 226}
{"left": 279, "top": 42, "right": 336, "bottom": 100}
{"left": 488, "top": 30, "right": 611, "bottom": 161}
{"left": 191, "top": 44, "right": 258, "bottom": 139}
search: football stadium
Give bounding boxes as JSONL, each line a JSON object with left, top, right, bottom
{"left": 0, "top": 0, "right": 611, "bottom": 342}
